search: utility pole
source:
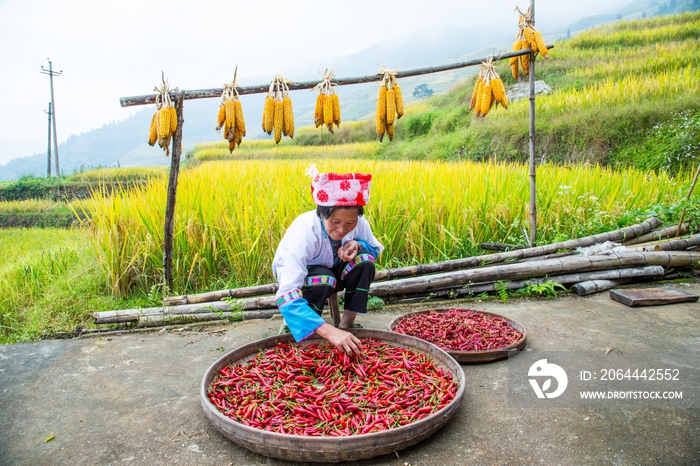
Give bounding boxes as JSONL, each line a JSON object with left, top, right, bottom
{"left": 44, "top": 103, "right": 52, "bottom": 177}
{"left": 41, "top": 59, "right": 62, "bottom": 177}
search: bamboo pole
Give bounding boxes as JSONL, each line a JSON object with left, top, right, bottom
{"left": 118, "top": 46, "right": 553, "bottom": 108}
{"left": 94, "top": 295, "right": 278, "bottom": 325}
{"left": 528, "top": 0, "right": 537, "bottom": 247}
{"left": 368, "top": 251, "right": 700, "bottom": 298}
{"left": 95, "top": 252, "right": 698, "bottom": 326}
{"left": 139, "top": 309, "right": 280, "bottom": 327}
{"left": 571, "top": 279, "right": 632, "bottom": 296}
{"left": 677, "top": 163, "right": 700, "bottom": 236}
{"left": 165, "top": 283, "right": 279, "bottom": 306}
{"left": 621, "top": 223, "right": 690, "bottom": 246}
{"left": 163, "top": 92, "right": 185, "bottom": 291}
{"left": 630, "top": 233, "right": 700, "bottom": 252}
{"left": 161, "top": 217, "right": 662, "bottom": 307}
{"left": 385, "top": 266, "right": 664, "bottom": 303}
{"left": 374, "top": 217, "right": 661, "bottom": 281}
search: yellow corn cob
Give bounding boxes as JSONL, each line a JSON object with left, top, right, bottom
{"left": 376, "top": 112, "right": 385, "bottom": 142}
{"left": 224, "top": 99, "right": 236, "bottom": 139}
{"left": 162, "top": 133, "right": 172, "bottom": 156}
{"left": 480, "top": 82, "right": 493, "bottom": 116}
{"left": 394, "top": 84, "right": 404, "bottom": 119}
{"left": 473, "top": 78, "right": 484, "bottom": 116}
{"left": 262, "top": 96, "right": 275, "bottom": 135}
{"left": 157, "top": 107, "right": 171, "bottom": 146}
{"left": 234, "top": 100, "right": 246, "bottom": 137}
{"left": 273, "top": 100, "right": 284, "bottom": 144}
{"left": 491, "top": 78, "right": 508, "bottom": 109}
{"left": 510, "top": 41, "right": 522, "bottom": 79}
{"left": 387, "top": 122, "right": 394, "bottom": 142}
{"left": 169, "top": 106, "right": 177, "bottom": 134}
{"left": 500, "top": 88, "right": 509, "bottom": 109}
{"left": 148, "top": 112, "right": 158, "bottom": 146}
{"left": 314, "top": 94, "right": 326, "bottom": 128}
{"left": 534, "top": 30, "right": 549, "bottom": 58}
{"left": 386, "top": 88, "right": 396, "bottom": 126}
{"left": 470, "top": 77, "right": 484, "bottom": 110}
{"left": 520, "top": 40, "right": 530, "bottom": 75}
{"left": 223, "top": 120, "right": 231, "bottom": 142}
{"left": 282, "top": 96, "right": 294, "bottom": 138}
{"left": 523, "top": 27, "right": 537, "bottom": 53}
{"left": 216, "top": 105, "right": 226, "bottom": 131}
{"left": 235, "top": 127, "right": 243, "bottom": 147}
{"left": 491, "top": 77, "right": 503, "bottom": 104}
{"left": 331, "top": 93, "right": 341, "bottom": 127}
{"left": 376, "top": 85, "right": 387, "bottom": 122}
{"left": 323, "top": 94, "right": 334, "bottom": 128}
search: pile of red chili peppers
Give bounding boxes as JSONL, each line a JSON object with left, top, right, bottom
{"left": 207, "top": 338, "right": 458, "bottom": 436}
{"left": 392, "top": 308, "right": 523, "bottom": 352}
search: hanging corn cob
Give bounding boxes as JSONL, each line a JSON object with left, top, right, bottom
{"left": 375, "top": 67, "right": 404, "bottom": 142}
{"left": 312, "top": 69, "right": 341, "bottom": 133}
{"left": 216, "top": 68, "right": 247, "bottom": 153}
{"left": 470, "top": 58, "right": 509, "bottom": 117}
{"left": 512, "top": 6, "right": 550, "bottom": 77}
{"left": 262, "top": 75, "right": 294, "bottom": 144}
{"left": 147, "top": 73, "right": 177, "bottom": 157}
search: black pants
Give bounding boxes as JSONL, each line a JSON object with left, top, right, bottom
{"left": 301, "top": 249, "right": 376, "bottom": 316}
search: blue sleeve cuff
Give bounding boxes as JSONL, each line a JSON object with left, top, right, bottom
{"left": 356, "top": 240, "right": 379, "bottom": 259}
{"left": 279, "top": 298, "right": 325, "bottom": 341}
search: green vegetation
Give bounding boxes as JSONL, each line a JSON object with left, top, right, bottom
{"left": 0, "top": 167, "right": 166, "bottom": 203}
{"left": 0, "top": 228, "right": 158, "bottom": 343}
{"left": 2, "top": 12, "right": 700, "bottom": 343}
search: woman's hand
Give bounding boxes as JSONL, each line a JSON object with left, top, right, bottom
{"left": 338, "top": 240, "right": 360, "bottom": 262}
{"left": 315, "top": 323, "right": 363, "bottom": 357}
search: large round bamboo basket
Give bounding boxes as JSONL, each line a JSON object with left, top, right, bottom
{"left": 388, "top": 308, "right": 527, "bottom": 364}
{"left": 201, "top": 329, "right": 465, "bottom": 462}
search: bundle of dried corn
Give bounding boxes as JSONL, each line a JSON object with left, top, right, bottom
{"left": 470, "top": 58, "right": 509, "bottom": 117}
{"left": 511, "top": 6, "right": 550, "bottom": 79}
{"left": 216, "top": 69, "right": 247, "bottom": 153}
{"left": 147, "top": 73, "right": 178, "bottom": 156}
{"left": 313, "top": 69, "right": 341, "bottom": 133}
{"left": 262, "top": 74, "right": 294, "bottom": 144}
{"left": 375, "top": 67, "right": 404, "bottom": 142}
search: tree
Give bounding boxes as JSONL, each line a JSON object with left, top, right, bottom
{"left": 412, "top": 83, "right": 434, "bottom": 99}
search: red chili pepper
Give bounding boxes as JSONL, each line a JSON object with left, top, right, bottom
{"left": 207, "top": 338, "right": 458, "bottom": 437}
{"left": 393, "top": 309, "right": 523, "bottom": 352}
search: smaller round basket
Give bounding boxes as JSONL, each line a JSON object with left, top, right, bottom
{"left": 201, "top": 329, "right": 466, "bottom": 463}
{"left": 388, "top": 308, "right": 527, "bottom": 364}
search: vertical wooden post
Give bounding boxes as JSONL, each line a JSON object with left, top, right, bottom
{"left": 163, "top": 91, "right": 185, "bottom": 292}
{"left": 528, "top": 0, "right": 537, "bottom": 247}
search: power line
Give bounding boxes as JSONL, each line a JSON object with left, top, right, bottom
{"left": 41, "top": 58, "right": 62, "bottom": 177}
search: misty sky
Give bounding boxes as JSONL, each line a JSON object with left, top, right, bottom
{"left": 0, "top": 0, "right": 633, "bottom": 165}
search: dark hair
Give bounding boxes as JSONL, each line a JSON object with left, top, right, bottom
{"left": 316, "top": 205, "right": 364, "bottom": 219}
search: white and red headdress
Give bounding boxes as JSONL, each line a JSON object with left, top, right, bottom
{"left": 306, "top": 164, "right": 372, "bottom": 207}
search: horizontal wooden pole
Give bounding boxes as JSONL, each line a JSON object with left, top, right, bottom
{"left": 374, "top": 217, "right": 662, "bottom": 281}
{"left": 622, "top": 223, "right": 690, "bottom": 246}
{"left": 385, "top": 266, "right": 664, "bottom": 303}
{"left": 119, "top": 45, "right": 554, "bottom": 107}
{"left": 369, "top": 251, "right": 700, "bottom": 298}
{"left": 160, "top": 217, "right": 662, "bottom": 308}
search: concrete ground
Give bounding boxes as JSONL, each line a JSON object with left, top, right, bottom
{"left": 1, "top": 282, "right": 699, "bottom": 466}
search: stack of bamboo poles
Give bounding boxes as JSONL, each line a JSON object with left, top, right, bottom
{"left": 92, "top": 217, "right": 700, "bottom": 327}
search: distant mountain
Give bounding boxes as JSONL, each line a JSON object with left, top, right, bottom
{"left": 1, "top": 0, "right": 694, "bottom": 181}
